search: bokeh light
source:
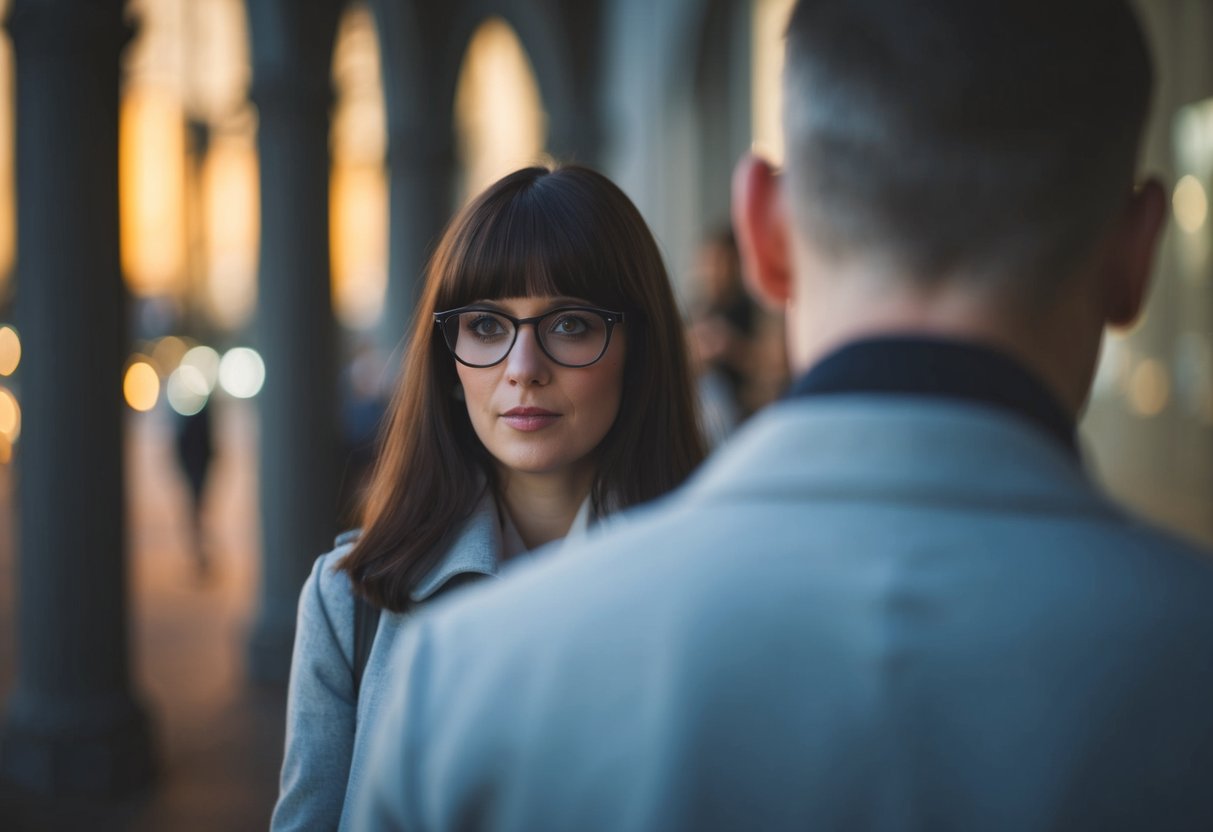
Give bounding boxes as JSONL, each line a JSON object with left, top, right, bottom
{"left": 0, "top": 385, "right": 20, "bottom": 443}
{"left": 167, "top": 364, "right": 210, "bottom": 416}
{"left": 181, "top": 344, "right": 221, "bottom": 392}
{"left": 0, "top": 324, "right": 19, "bottom": 376}
{"left": 218, "top": 347, "right": 265, "bottom": 398}
{"left": 124, "top": 358, "right": 161, "bottom": 411}
{"left": 1174, "top": 175, "right": 1209, "bottom": 234}
{"left": 1128, "top": 358, "right": 1170, "bottom": 418}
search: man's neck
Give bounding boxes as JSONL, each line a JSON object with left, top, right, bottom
{"left": 785, "top": 255, "right": 1102, "bottom": 419}
{"left": 785, "top": 336, "right": 1080, "bottom": 456}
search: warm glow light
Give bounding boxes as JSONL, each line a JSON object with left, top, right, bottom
{"left": 330, "top": 5, "right": 389, "bottom": 332}
{"left": 219, "top": 347, "right": 265, "bottom": 398}
{"left": 124, "top": 359, "right": 161, "bottom": 411}
{"left": 186, "top": 0, "right": 252, "bottom": 124}
{"left": 120, "top": 85, "right": 188, "bottom": 296}
{"left": 1128, "top": 358, "right": 1170, "bottom": 417}
{"left": 203, "top": 132, "right": 259, "bottom": 330}
{"left": 1174, "top": 175, "right": 1208, "bottom": 234}
{"left": 331, "top": 4, "right": 387, "bottom": 164}
{"left": 0, "top": 385, "right": 19, "bottom": 442}
{"left": 752, "top": 0, "right": 796, "bottom": 165}
{"left": 455, "top": 17, "right": 547, "bottom": 200}
{"left": 331, "top": 164, "right": 388, "bottom": 330}
{"left": 0, "top": 324, "right": 19, "bottom": 376}
{"left": 124, "top": 0, "right": 256, "bottom": 329}
{"left": 167, "top": 364, "right": 210, "bottom": 415}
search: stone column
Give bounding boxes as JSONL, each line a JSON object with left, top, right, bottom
{"left": 366, "top": 0, "right": 458, "bottom": 357}
{"left": 378, "top": 127, "right": 456, "bottom": 358}
{"left": 245, "top": 0, "right": 344, "bottom": 685}
{"left": 0, "top": 0, "right": 155, "bottom": 797}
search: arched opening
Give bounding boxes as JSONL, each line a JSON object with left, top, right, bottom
{"left": 330, "top": 3, "right": 388, "bottom": 333}
{"left": 453, "top": 17, "right": 548, "bottom": 202}
{"left": 0, "top": 0, "right": 18, "bottom": 471}
{"left": 0, "top": 0, "right": 11, "bottom": 307}
{"left": 121, "top": 0, "right": 258, "bottom": 335}
{"left": 120, "top": 4, "right": 189, "bottom": 303}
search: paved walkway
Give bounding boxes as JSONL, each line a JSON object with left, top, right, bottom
{"left": 0, "top": 401, "right": 286, "bottom": 831}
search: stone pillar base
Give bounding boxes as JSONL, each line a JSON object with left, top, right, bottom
{"left": 1, "top": 703, "right": 155, "bottom": 798}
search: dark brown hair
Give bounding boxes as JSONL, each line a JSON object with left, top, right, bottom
{"left": 339, "top": 165, "right": 707, "bottom": 611}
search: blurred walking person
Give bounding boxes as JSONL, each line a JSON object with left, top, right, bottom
{"left": 174, "top": 401, "right": 214, "bottom": 580}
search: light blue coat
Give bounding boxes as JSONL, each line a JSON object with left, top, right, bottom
{"left": 355, "top": 396, "right": 1213, "bottom": 831}
{"left": 271, "top": 495, "right": 594, "bottom": 831}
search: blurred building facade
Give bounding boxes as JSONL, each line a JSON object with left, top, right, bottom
{"left": 0, "top": 0, "right": 1210, "bottom": 809}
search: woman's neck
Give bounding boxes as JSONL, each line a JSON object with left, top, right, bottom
{"left": 497, "top": 465, "right": 594, "bottom": 552}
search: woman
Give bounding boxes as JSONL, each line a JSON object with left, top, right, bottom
{"left": 271, "top": 165, "right": 707, "bottom": 830}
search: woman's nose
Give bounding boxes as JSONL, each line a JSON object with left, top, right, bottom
{"left": 504, "top": 326, "right": 551, "bottom": 386}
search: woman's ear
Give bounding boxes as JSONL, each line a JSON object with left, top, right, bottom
{"left": 1105, "top": 178, "right": 1167, "bottom": 327}
{"left": 731, "top": 154, "right": 794, "bottom": 310}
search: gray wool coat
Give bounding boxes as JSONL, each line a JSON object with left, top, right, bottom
{"left": 271, "top": 494, "right": 595, "bottom": 831}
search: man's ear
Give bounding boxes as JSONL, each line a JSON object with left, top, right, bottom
{"left": 732, "top": 154, "right": 794, "bottom": 310}
{"left": 1105, "top": 178, "right": 1167, "bottom": 327}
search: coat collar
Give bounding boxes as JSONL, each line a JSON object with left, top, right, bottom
{"left": 410, "top": 494, "right": 503, "bottom": 603}
{"left": 785, "top": 336, "right": 1078, "bottom": 458}
{"left": 409, "top": 491, "right": 598, "bottom": 603}
{"left": 683, "top": 395, "right": 1115, "bottom": 520}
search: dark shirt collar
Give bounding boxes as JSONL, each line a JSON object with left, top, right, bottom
{"left": 785, "top": 336, "right": 1079, "bottom": 458}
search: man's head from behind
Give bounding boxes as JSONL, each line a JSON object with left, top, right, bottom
{"left": 735, "top": 0, "right": 1167, "bottom": 409}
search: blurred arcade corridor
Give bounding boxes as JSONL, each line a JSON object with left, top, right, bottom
{"left": 0, "top": 402, "right": 283, "bottom": 830}
{"left": 3, "top": 0, "right": 1213, "bottom": 826}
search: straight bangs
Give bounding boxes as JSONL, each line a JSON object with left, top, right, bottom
{"left": 434, "top": 170, "right": 632, "bottom": 315}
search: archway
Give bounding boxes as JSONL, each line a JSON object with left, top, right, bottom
{"left": 453, "top": 16, "right": 547, "bottom": 203}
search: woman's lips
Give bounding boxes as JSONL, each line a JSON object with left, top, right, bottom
{"left": 501, "top": 407, "right": 560, "bottom": 432}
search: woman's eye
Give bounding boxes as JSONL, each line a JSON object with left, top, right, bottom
{"left": 548, "top": 315, "right": 589, "bottom": 336}
{"left": 468, "top": 315, "right": 506, "bottom": 338}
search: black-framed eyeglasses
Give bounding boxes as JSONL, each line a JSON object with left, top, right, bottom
{"left": 433, "top": 305, "right": 625, "bottom": 368}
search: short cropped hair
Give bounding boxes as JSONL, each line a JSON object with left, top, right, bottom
{"left": 782, "top": 0, "right": 1153, "bottom": 291}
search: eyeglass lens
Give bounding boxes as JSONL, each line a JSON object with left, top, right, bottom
{"left": 442, "top": 309, "right": 610, "bottom": 367}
